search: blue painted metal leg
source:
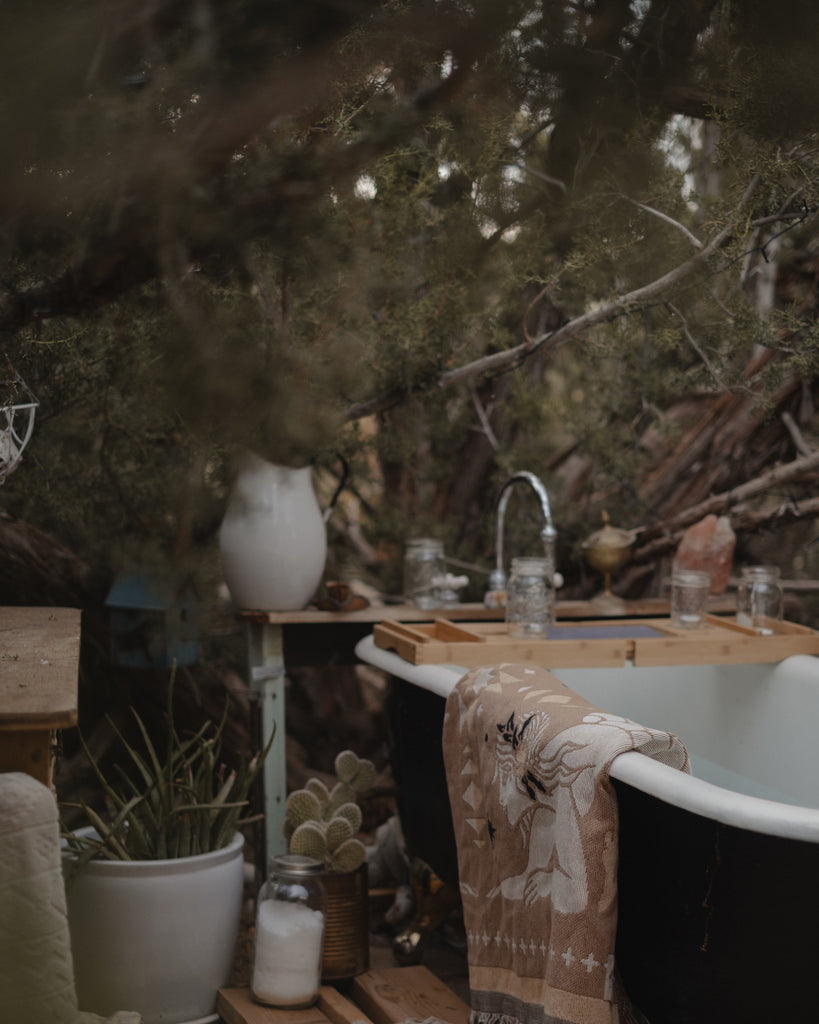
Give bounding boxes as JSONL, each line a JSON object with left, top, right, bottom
{"left": 247, "top": 622, "right": 287, "bottom": 862}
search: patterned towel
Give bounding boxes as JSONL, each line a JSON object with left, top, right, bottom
{"left": 443, "top": 664, "right": 690, "bottom": 1024}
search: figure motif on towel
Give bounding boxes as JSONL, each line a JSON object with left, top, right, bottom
{"left": 490, "top": 708, "right": 661, "bottom": 914}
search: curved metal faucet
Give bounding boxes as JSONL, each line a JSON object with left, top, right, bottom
{"left": 486, "top": 470, "right": 557, "bottom": 596}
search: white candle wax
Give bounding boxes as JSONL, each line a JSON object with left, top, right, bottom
{"left": 252, "top": 899, "right": 325, "bottom": 1006}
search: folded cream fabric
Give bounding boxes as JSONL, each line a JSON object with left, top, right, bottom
{"left": 0, "top": 770, "right": 141, "bottom": 1024}
{"left": 443, "top": 664, "right": 689, "bottom": 1024}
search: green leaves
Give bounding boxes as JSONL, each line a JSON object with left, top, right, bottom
{"left": 62, "top": 666, "right": 274, "bottom": 862}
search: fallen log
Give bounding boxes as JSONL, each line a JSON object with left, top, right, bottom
{"left": 633, "top": 448, "right": 819, "bottom": 552}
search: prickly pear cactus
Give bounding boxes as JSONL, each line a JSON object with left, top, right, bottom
{"left": 283, "top": 750, "right": 374, "bottom": 872}
{"left": 334, "top": 750, "right": 376, "bottom": 794}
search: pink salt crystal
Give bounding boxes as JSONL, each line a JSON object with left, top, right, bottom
{"left": 708, "top": 516, "right": 736, "bottom": 594}
{"left": 673, "top": 514, "right": 735, "bottom": 594}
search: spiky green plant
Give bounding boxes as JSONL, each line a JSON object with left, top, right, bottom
{"left": 61, "top": 666, "right": 274, "bottom": 868}
{"left": 284, "top": 749, "right": 375, "bottom": 872}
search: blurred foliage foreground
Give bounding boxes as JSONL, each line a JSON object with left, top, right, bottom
{"left": 2, "top": 0, "right": 819, "bottom": 624}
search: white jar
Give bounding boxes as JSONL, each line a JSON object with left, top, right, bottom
{"left": 506, "top": 556, "right": 553, "bottom": 637}
{"left": 251, "top": 855, "right": 326, "bottom": 1008}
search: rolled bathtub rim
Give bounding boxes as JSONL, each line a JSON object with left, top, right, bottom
{"left": 356, "top": 635, "right": 819, "bottom": 843}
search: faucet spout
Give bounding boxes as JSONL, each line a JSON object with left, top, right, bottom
{"left": 487, "top": 471, "right": 557, "bottom": 597}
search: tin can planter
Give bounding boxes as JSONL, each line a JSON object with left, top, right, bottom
{"left": 321, "top": 862, "right": 370, "bottom": 981}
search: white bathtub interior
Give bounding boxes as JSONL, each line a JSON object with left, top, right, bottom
{"left": 355, "top": 636, "right": 819, "bottom": 839}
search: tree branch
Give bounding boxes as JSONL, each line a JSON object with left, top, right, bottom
{"left": 631, "top": 447, "right": 819, "bottom": 561}
{"left": 345, "top": 178, "right": 764, "bottom": 420}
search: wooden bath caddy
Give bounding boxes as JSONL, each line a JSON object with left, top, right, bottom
{"left": 373, "top": 615, "right": 819, "bottom": 668}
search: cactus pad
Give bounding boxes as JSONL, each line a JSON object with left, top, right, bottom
{"left": 325, "top": 814, "right": 354, "bottom": 851}
{"left": 286, "top": 788, "right": 322, "bottom": 827}
{"left": 326, "top": 781, "right": 356, "bottom": 817}
{"left": 330, "top": 837, "right": 367, "bottom": 873}
{"left": 334, "top": 750, "right": 376, "bottom": 793}
{"left": 333, "top": 801, "right": 362, "bottom": 833}
{"left": 290, "top": 821, "right": 327, "bottom": 861}
{"left": 305, "top": 777, "right": 331, "bottom": 806}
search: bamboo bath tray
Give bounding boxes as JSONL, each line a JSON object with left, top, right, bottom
{"left": 373, "top": 615, "right": 819, "bottom": 668}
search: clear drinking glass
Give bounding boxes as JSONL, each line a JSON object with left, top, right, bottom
{"left": 736, "top": 565, "right": 783, "bottom": 635}
{"left": 670, "top": 569, "right": 711, "bottom": 629}
{"left": 403, "top": 538, "right": 445, "bottom": 609}
{"left": 506, "top": 556, "right": 553, "bottom": 637}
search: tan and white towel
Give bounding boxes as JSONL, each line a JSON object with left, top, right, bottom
{"left": 443, "top": 664, "right": 690, "bottom": 1024}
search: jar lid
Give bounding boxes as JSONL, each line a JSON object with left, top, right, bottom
{"left": 510, "top": 557, "right": 550, "bottom": 573}
{"left": 406, "top": 537, "right": 444, "bottom": 551}
{"left": 740, "top": 564, "right": 780, "bottom": 578}
{"left": 269, "top": 854, "right": 324, "bottom": 876}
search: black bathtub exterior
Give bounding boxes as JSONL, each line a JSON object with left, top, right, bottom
{"left": 388, "top": 675, "right": 819, "bottom": 1024}
{"left": 613, "top": 778, "right": 819, "bottom": 1024}
{"left": 387, "top": 674, "right": 460, "bottom": 886}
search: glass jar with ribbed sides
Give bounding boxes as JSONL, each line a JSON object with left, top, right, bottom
{"left": 506, "top": 556, "right": 553, "bottom": 637}
{"left": 736, "top": 565, "right": 783, "bottom": 635}
{"left": 251, "top": 855, "right": 326, "bottom": 1008}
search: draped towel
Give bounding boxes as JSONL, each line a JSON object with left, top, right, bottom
{"left": 442, "top": 664, "right": 690, "bottom": 1024}
{"left": 0, "top": 771, "right": 142, "bottom": 1024}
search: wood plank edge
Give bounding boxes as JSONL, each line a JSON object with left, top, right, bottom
{"left": 318, "top": 985, "right": 377, "bottom": 1024}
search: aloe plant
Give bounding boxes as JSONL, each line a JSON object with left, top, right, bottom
{"left": 284, "top": 749, "right": 375, "bottom": 872}
{"left": 62, "top": 666, "right": 274, "bottom": 865}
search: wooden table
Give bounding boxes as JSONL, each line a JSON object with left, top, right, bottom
{"left": 0, "top": 606, "right": 82, "bottom": 786}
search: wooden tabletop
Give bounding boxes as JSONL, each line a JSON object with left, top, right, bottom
{"left": 0, "top": 606, "right": 82, "bottom": 728}
{"left": 235, "top": 595, "right": 736, "bottom": 626}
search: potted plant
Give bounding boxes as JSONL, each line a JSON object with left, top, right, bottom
{"left": 61, "top": 670, "right": 273, "bottom": 1024}
{"left": 283, "top": 750, "right": 375, "bottom": 980}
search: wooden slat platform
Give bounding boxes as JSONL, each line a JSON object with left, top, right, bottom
{"left": 218, "top": 966, "right": 470, "bottom": 1024}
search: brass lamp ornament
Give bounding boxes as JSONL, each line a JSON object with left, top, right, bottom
{"left": 582, "top": 511, "right": 635, "bottom": 607}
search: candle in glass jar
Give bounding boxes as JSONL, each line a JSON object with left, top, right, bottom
{"left": 252, "top": 899, "right": 325, "bottom": 1006}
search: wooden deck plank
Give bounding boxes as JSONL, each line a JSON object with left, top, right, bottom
{"left": 350, "top": 966, "right": 470, "bottom": 1024}
{"left": 218, "top": 967, "right": 469, "bottom": 1024}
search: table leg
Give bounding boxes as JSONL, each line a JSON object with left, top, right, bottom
{"left": 247, "top": 622, "right": 288, "bottom": 863}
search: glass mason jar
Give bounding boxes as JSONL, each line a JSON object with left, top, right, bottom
{"left": 403, "top": 538, "right": 445, "bottom": 609}
{"left": 506, "top": 556, "right": 554, "bottom": 637}
{"left": 670, "top": 568, "right": 711, "bottom": 629}
{"left": 736, "top": 565, "right": 783, "bottom": 635}
{"left": 251, "top": 854, "right": 326, "bottom": 1008}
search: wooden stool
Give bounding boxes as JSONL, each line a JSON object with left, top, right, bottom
{"left": 0, "top": 607, "right": 82, "bottom": 787}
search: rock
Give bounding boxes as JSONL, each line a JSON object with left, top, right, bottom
{"left": 709, "top": 516, "right": 737, "bottom": 594}
{"left": 673, "top": 514, "right": 736, "bottom": 594}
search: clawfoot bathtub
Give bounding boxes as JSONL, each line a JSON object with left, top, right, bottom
{"left": 357, "top": 634, "right": 819, "bottom": 1024}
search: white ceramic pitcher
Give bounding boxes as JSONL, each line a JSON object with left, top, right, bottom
{"left": 219, "top": 452, "right": 341, "bottom": 611}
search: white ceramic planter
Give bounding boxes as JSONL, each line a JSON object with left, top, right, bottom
{"left": 219, "top": 454, "right": 327, "bottom": 611}
{"left": 64, "top": 832, "right": 245, "bottom": 1024}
